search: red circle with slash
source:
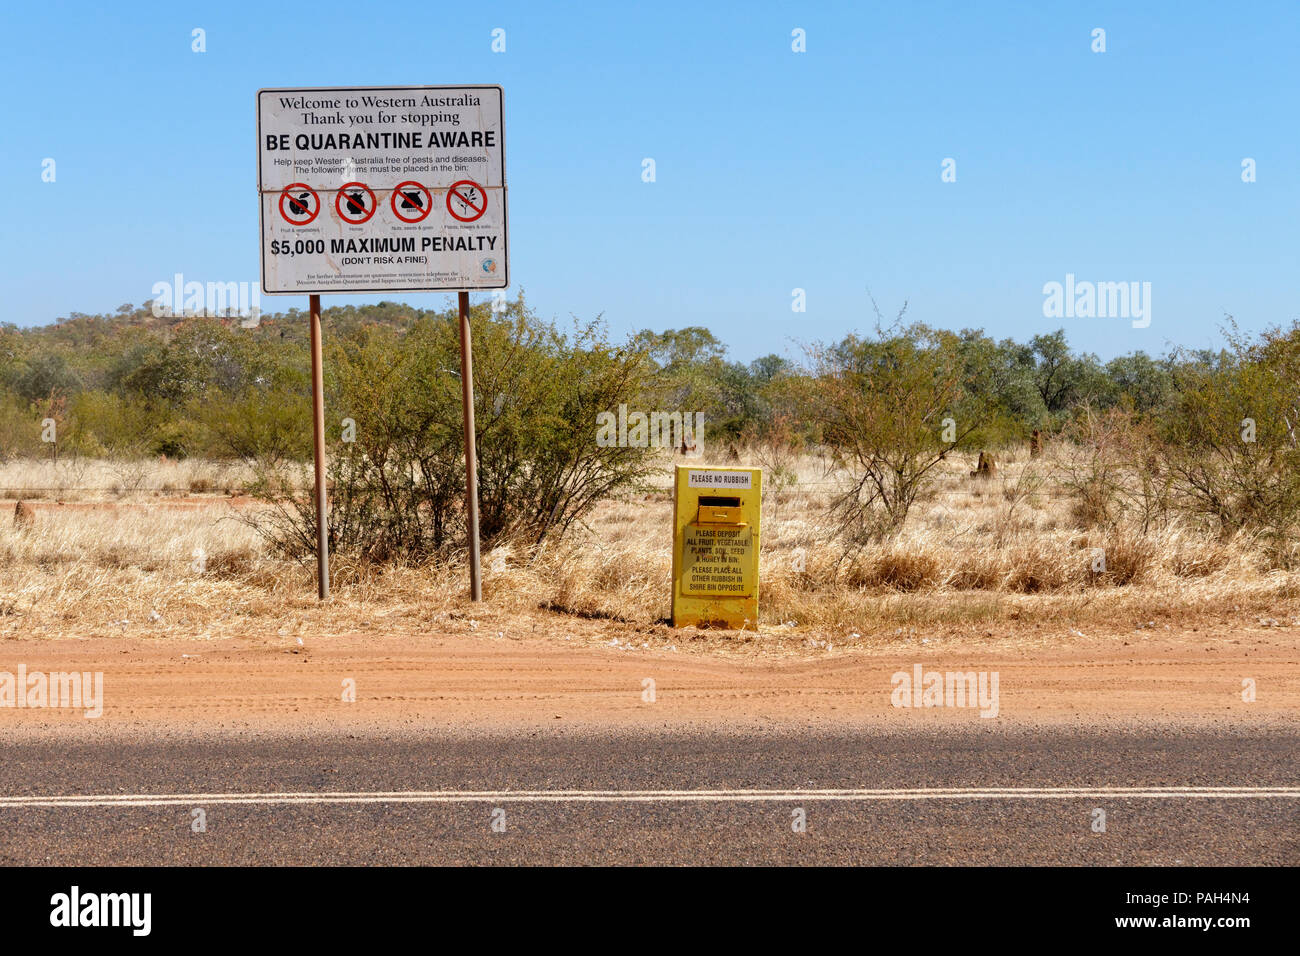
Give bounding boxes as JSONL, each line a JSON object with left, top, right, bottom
{"left": 446, "top": 179, "right": 488, "bottom": 222}
{"left": 279, "top": 183, "right": 320, "bottom": 225}
{"left": 335, "top": 182, "right": 377, "bottom": 224}
{"left": 389, "top": 181, "right": 433, "bottom": 223}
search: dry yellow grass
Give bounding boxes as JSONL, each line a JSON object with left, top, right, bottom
{"left": 1, "top": 447, "right": 1297, "bottom": 651}
{"left": 0, "top": 457, "right": 257, "bottom": 500}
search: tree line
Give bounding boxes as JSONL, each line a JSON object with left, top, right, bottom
{"left": 2, "top": 296, "right": 1296, "bottom": 562}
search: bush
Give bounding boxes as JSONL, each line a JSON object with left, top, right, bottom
{"left": 1056, "top": 405, "right": 1142, "bottom": 528}
{"left": 0, "top": 396, "right": 42, "bottom": 459}
{"left": 252, "top": 298, "right": 660, "bottom": 563}
{"left": 197, "top": 385, "right": 312, "bottom": 466}
{"left": 1157, "top": 322, "right": 1300, "bottom": 552}
{"left": 63, "top": 390, "right": 155, "bottom": 457}
{"left": 801, "top": 316, "right": 997, "bottom": 546}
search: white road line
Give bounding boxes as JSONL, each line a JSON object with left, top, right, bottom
{"left": 0, "top": 786, "right": 1297, "bottom": 808}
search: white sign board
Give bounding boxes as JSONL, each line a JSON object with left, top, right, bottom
{"left": 257, "top": 85, "right": 507, "bottom": 294}
{"left": 687, "top": 470, "right": 753, "bottom": 490}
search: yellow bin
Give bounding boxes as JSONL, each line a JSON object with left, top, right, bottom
{"left": 671, "top": 466, "right": 761, "bottom": 628}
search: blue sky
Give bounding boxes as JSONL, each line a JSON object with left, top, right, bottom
{"left": 3, "top": 0, "right": 1296, "bottom": 363}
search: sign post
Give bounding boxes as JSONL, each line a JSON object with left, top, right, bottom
{"left": 257, "top": 85, "right": 507, "bottom": 601}
{"left": 309, "top": 293, "right": 329, "bottom": 600}
{"left": 458, "top": 291, "right": 481, "bottom": 600}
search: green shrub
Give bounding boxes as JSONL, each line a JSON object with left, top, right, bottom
{"left": 253, "top": 298, "right": 660, "bottom": 563}
{"left": 1158, "top": 321, "right": 1300, "bottom": 552}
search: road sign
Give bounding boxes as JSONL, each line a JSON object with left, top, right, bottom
{"left": 257, "top": 85, "right": 508, "bottom": 293}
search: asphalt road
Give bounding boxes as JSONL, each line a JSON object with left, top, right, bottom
{"left": 0, "top": 727, "right": 1295, "bottom": 865}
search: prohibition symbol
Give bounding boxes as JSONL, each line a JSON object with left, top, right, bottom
{"left": 446, "top": 179, "right": 488, "bottom": 222}
{"left": 279, "top": 183, "right": 320, "bottom": 225}
{"left": 335, "top": 181, "right": 377, "bottom": 224}
{"left": 390, "top": 181, "right": 433, "bottom": 223}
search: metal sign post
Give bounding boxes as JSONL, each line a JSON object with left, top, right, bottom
{"left": 458, "top": 291, "right": 482, "bottom": 601}
{"left": 309, "top": 293, "right": 329, "bottom": 600}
